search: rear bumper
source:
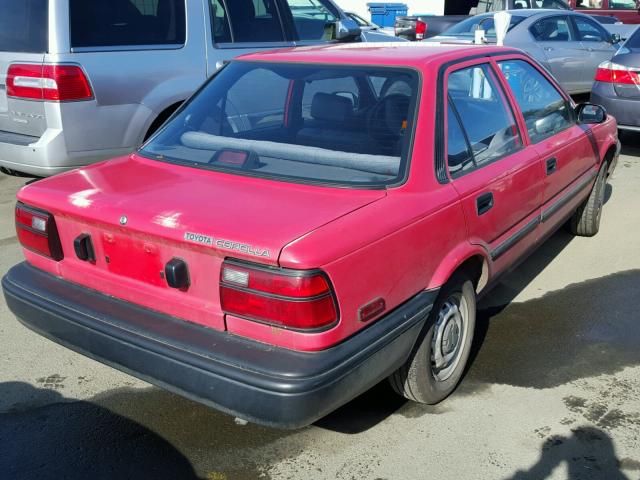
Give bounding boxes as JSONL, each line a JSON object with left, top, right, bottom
{"left": 0, "top": 128, "right": 130, "bottom": 177}
{"left": 2, "top": 262, "right": 437, "bottom": 429}
{"left": 591, "top": 82, "right": 640, "bottom": 130}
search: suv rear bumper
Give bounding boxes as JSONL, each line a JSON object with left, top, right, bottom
{"left": 2, "top": 262, "right": 437, "bottom": 429}
{"left": 0, "top": 128, "right": 130, "bottom": 177}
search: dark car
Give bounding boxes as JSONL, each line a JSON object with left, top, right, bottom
{"left": 591, "top": 26, "right": 640, "bottom": 134}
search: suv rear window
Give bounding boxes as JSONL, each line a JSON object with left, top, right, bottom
{"left": 70, "top": 0, "right": 186, "bottom": 48}
{"left": 0, "top": 0, "right": 48, "bottom": 53}
{"left": 141, "top": 62, "right": 419, "bottom": 187}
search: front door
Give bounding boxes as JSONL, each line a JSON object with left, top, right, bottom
{"left": 529, "top": 15, "right": 586, "bottom": 94}
{"left": 572, "top": 14, "right": 619, "bottom": 91}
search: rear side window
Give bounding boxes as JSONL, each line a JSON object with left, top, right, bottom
{"left": 530, "top": 16, "right": 572, "bottom": 41}
{"left": 209, "top": 0, "right": 286, "bottom": 43}
{"left": 70, "top": 0, "right": 186, "bottom": 48}
{"left": 498, "top": 60, "right": 575, "bottom": 143}
{"left": 609, "top": 0, "right": 637, "bottom": 9}
{"left": 446, "top": 64, "right": 521, "bottom": 177}
{"left": 282, "top": 0, "right": 339, "bottom": 40}
{"left": 576, "top": 0, "right": 603, "bottom": 8}
{"left": 0, "top": 0, "right": 48, "bottom": 53}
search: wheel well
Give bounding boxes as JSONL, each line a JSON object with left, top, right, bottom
{"left": 144, "top": 101, "right": 183, "bottom": 141}
{"left": 455, "top": 255, "right": 489, "bottom": 294}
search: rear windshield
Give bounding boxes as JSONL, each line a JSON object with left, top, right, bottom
{"left": 444, "top": 14, "right": 525, "bottom": 36}
{"left": 70, "top": 0, "right": 186, "bottom": 48}
{"left": 626, "top": 28, "right": 640, "bottom": 48}
{"left": 0, "top": 0, "right": 48, "bottom": 53}
{"left": 140, "top": 62, "right": 419, "bottom": 188}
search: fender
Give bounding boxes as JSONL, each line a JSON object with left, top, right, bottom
{"left": 426, "top": 241, "right": 491, "bottom": 293}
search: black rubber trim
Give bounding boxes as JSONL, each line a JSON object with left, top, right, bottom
{"left": 2, "top": 262, "right": 437, "bottom": 429}
{"left": 490, "top": 216, "right": 541, "bottom": 261}
{"left": 0, "top": 129, "right": 40, "bottom": 146}
{"left": 541, "top": 170, "right": 597, "bottom": 223}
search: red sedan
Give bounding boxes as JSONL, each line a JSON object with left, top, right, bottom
{"left": 2, "top": 44, "right": 620, "bottom": 428}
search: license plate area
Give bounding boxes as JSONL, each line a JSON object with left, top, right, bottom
{"left": 102, "top": 233, "right": 166, "bottom": 287}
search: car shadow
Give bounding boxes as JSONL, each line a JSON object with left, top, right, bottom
{"left": 0, "top": 383, "right": 202, "bottom": 480}
{"left": 505, "top": 426, "right": 630, "bottom": 480}
{"left": 620, "top": 131, "right": 640, "bottom": 156}
{"left": 318, "top": 229, "right": 577, "bottom": 434}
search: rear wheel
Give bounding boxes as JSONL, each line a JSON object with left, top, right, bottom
{"left": 389, "top": 273, "right": 476, "bottom": 404}
{"left": 569, "top": 162, "right": 607, "bottom": 237}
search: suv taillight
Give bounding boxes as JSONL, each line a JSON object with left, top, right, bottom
{"left": 220, "top": 260, "right": 338, "bottom": 330}
{"left": 594, "top": 61, "right": 640, "bottom": 85}
{"left": 7, "top": 64, "right": 93, "bottom": 102}
{"left": 15, "top": 202, "right": 64, "bottom": 261}
{"left": 415, "top": 20, "right": 427, "bottom": 40}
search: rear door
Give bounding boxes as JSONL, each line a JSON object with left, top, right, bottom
{"left": 0, "top": 0, "right": 48, "bottom": 139}
{"left": 572, "top": 14, "right": 618, "bottom": 90}
{"left": 529, "top": 15, "right": 586, "bottom": 94}
{"left": 444, "top": 60, "right": 543, "bottom": 273}
{"left": 205, "top": 0, "right": 294, "bottom": 75}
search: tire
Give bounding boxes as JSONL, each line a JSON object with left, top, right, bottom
{"left": 389, "top": 273, "right": 476, "bottom": 404}
{"left": 569, "top": 162, "right": 607, "bottom": 237}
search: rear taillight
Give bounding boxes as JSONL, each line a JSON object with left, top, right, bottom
{"left": 594, "top": 61, "right": 640, "bottom": 86}
{"left": 15, "top": 202, "right": 64, "bottom": 261}
{"left": 7, "top": 64, "right": 93, "bottom": 102}
{"left": 220, "top": 261, "right": 338, "bottom": 330}
{"left": 415, "top": 20, "right": 427, "bottom": 40}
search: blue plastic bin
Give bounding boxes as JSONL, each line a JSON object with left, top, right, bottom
{"left": 367, "top": 3, "right": 408, "bottom": 28}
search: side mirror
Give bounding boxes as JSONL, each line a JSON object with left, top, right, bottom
{"left": 576, "top": 103, "right": 607, "bottom": 125}
{"left": 334, "top": 18, "right": 361, "bottom": 41}
{"left": 610, "top": 33, "right": 621, "bottom": 44}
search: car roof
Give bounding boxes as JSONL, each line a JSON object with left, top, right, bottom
{"left": 473, "top": 8, "right": 588, "bottom": 18}
{"left": 237, "top": 43, "right": 523, "bottom": 69}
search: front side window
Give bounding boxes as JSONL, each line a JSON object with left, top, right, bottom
{"left": 283, "top": 0, "right": 339, "bottom": 40}
{"left": 575, "top": 0, "right": 604, "bottom": 8}
{"left": 573, "top": 16, "right": 609, "bottom": 42}
{"left": 609, "top": 0, "right": 638, "bottom": 9}
{"left": 141, "top": 62, "right": 418, "bottom": 187}
{"left": 530, "top": 16, "right": 573, "bottom": 41}
{"left": 446, "top": 64, "right": 521, "bottom": 177}
{"left": 498, "top": 60, "right": 575, "bottom": 143}
{"left": 70, "top": 0, "right": 186, "bottom": 48}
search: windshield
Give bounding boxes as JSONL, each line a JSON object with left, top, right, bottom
{"left": 141, "top": 62, "right": 419, "bottom": 187}
{"left": 443, "top": 14, "right": 525, "bottom": 36}
{"left": 0, "top": 0, "right": 48, "bottom": 53}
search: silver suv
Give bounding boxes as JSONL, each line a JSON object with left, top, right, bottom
{"left": 0, "top": 0, "right": 384, "bottom": 177}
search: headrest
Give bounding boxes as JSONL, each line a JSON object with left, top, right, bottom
{"left": 227, "top": 0, "right": 256, "bottom": 23}
{"left": 311, "top": 93, "right": 354, "bottom": 123}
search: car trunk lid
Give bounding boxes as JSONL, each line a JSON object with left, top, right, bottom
{"left": 612, "top": 52, "right": 640, "bottom": 99}
{"left": 17, "top": 154, "right": 386, "bottom": 330}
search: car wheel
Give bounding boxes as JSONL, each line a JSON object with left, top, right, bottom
{"left": 389, "top": 273, "right": 476, "bottom": 404}
{"left": 569, "top": 162, "right": 607, "bottom": 237}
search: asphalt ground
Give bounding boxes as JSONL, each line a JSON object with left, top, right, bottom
{"left": 1, "top": 132, "right": 639, "bottom": 480}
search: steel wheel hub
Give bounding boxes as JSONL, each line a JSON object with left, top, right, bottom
{"left": 431, "top": 294, "right": 468, "bottom": 382}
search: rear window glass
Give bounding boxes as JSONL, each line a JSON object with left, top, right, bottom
{"left": 0, "top": 0, "right": 48, "bottom": 53}
{"left": 70, "top": 0, "right": 186, "bottom": 48}
{"left": 444, "top": 14, "right": 525, "bottom": 36}
{"left": 626, "top": 28, "right": 640, "bottom": 48}
{"left": 141, "top": 62, "right": 419, "bottom": 187}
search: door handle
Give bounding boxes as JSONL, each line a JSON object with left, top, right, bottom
{"left": 544, "top": 46, "right": 554, "bottom": 52}
{"left": 546, "top": 157, "right": 558, "bottom": 175}
{"left": 476, "top": 192, "right": 494, "bottom": 216}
